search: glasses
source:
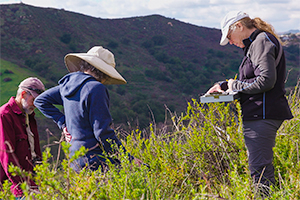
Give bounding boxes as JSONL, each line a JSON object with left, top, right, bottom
{"left": 22, "top": 86, "right": 44, "bottom": 95}
{"left": 227, "top": 25, "right": 236, "bottom": 41}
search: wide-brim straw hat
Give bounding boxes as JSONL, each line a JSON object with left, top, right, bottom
{"left": 64, "top": 46, "right": 127, "bottom": 85}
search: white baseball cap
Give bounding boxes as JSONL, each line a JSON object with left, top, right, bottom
{"left": 220, "top": 11, "right": 249, "bottom": 46}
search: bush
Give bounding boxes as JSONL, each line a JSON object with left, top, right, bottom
{"left": 151, "top": 35, "right": 167, "bottom": 46}
{"left": 3, "top": 77, "right": 12, "bottom": 82}
{"left": 121, "top": 38, "right": 130, "bottom": 45}
{"left": 107, "top": 41, "right": 119, "bottom": 49}
{"left": 60, "top": 34, "right": 71, "bottom": 44}
{"left": 154, "top": 52, "right": 169, "bottom": 63}
{"left": 141, "top": 40, "right": 153, "bottom": 49}
{"left": 116, "top": 86, "right": 126, "bottom": 95}
{"left": 4, "top": 69, "right": 14, "bottom": 74}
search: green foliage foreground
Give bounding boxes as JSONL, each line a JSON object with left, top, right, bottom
{"left": 1, "top": 82, "right": 299, "bottom": 199}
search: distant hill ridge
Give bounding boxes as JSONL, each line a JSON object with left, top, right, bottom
{"left": 279, "top": 29, "right": 300, "bottom": 35}
{"left": 1, "top": 3, "right": 299, "bottom": 130}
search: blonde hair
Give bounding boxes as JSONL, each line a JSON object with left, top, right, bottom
{"left": 232, "top": 17, "right": 281, "bottom": 43}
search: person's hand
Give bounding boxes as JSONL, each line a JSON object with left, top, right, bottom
{"left": 226, "top": 79, "right": 234, "bottom": 93}
{"left": 63, "top": 127, "right": 72, "bottom": 142}
{"left": 206, "top": 84, "right": 224, "bottom": 94}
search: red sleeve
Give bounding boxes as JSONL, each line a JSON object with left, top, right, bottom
{"left": 0, "top": 113, "right": 37, "bottom": 196}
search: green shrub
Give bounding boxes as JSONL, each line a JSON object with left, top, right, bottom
{"left": 151, "top": 35, "right": 167, "bottom": 46}
{"left": 60, "top": 34, "right": 71, "bottom": 44}
{"left": 107, "top": 41, "right": 119, "bottom": 49}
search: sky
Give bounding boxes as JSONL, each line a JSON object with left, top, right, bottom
{"left": 0, "top": 0, "right": 299, "bottom": 33}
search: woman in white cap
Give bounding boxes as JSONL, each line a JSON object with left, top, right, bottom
{"left": 207, "top": 11, "right": 293, "bottom": 196}
{"left": 34, "top": 46, "right": 142, "bottom": 172}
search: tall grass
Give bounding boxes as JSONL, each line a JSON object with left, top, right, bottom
{"left": 1, "top": 81, "right": 299, "bottom": 199}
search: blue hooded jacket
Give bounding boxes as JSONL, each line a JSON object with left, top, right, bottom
{"left": 34, "top": 72, "right": 123, "bottom": 158}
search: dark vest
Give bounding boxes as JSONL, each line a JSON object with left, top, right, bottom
{"left": 239, "top": 30, "right": 293, "bottom": 120}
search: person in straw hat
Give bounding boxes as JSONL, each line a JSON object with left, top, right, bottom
{"left": 206, "top": 11, "right": 293, "bottom": 197}
{"left": 0, "top": 77, "right": 45, "bottom": 198}
{"left": 34, "top": 46, "right": 142, "bottom": 172}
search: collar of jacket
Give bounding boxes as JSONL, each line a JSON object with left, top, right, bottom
{"left": 242, "top": 29, "right": 263, "bottom": 56}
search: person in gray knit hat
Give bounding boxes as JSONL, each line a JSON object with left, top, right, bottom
{"left": 0, "top": 77, "right": 45, "bottom": 198}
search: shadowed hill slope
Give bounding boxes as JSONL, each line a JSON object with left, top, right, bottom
{"left": 1, "top": 3, "right": 299, "bottom": 132}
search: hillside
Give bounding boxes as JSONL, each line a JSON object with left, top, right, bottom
{"left": 1, "top": 3, "right": 299, "bottom": 133}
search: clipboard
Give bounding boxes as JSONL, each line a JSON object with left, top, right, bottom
{"left": 200, "top": 91, "right": 240, "bottom": 103}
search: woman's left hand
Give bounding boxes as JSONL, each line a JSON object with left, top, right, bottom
{"left": 63, "top": 127, "right": 72, "bottom": 142}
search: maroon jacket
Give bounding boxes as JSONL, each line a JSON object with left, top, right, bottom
{"left": 0, "top": 97, "right": 42, "bottom": 197}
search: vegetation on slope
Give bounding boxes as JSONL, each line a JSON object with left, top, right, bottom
{"left": 1, "top": 3, "right": 299, "bottom": 131}
{"left": 1, "top": 82, "right": 299, "bottom": 199}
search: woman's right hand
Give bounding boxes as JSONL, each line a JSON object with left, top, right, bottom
{"left": 206, "top": 84, "right": 224, "bottom": 94}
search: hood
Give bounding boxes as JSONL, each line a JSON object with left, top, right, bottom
{"left": 58, "top": 72, "right": 95, "bottom": 97}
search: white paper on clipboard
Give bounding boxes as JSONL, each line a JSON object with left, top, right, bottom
{"left": 200, "top": 91, "right": 240, "bottom": 103}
